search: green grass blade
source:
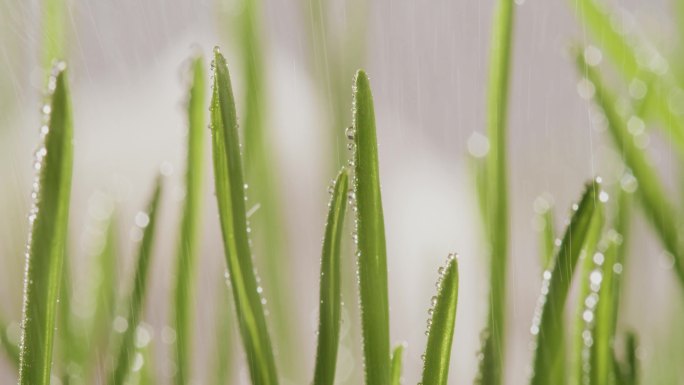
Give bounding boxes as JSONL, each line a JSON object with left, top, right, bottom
{"left": 210, "top": 47, "right": 279, "bottom": 385}
{"left": 390, "top": 344, "right": 404, "bottom": 385}
{"left": 480, "top": 0, "right": 515, "bottom": 382}
{"left": 0, "top": 315, "right": 19, "bottom": 368}
{"left": 420, "top": 256, "right": 460, "bottom": 385}
{"left": 172, "top": 54, "right": 206, "bottom": 385}
{"left": 570, "top": 0, "right": 684, "bottom": 155}
{"left": 238, "top": 0, "right": 298, "bottom": 375}
{"left": 571, "top": 203, "right": 604, "bottom": 385}
{"left": 529, "top": 182, "right": 600, "bottom": 385}
{"left": 213, "top": 279, "right": 235, "bottom": 385}
{"left": 86, "top": 212, "right": 119, "bottom": 378}
{"left": 352, "top": 70, "right": 391, "bottom": 385}
{"left": 18, "top": 63, "right": 73, "bottom": 385}
{"left": 108, "top": 178, "right": 163, "bottom": 385}
{"left": 313, "top": 168, "right": 349, "bottom": 385}
{"left": 576, "top": 51, "right": 684, "bottom": 290}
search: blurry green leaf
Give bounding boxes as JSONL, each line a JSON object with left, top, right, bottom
{"left": 41, "top": 0, "right": 66, "bottom": 74}
{"left": 313, "top": 168, "right": 349, "bottom": 385}
{"left": 172, "top": 54, "right": 206, "bottom": 385}
{"left": 577, "top": 51, "right": 684, "bottom": 290}
{"left": 210, "top": 47, "right": 279, "bottom": 385}
{"left": 18, "top": 64, "right": 73, "bottom": 385}
{"left": 479, "top": 0, "right": 515, "bottom": 382}
{"left": 88, "top": 213, "right": 118, "bottom": 376}
{"left": 420, "top": 256, "right": 460, "bottom": 385}
{"left": 529, "top": 182, "right": 600, "bottom": 385}
{"left": 390, "top": 344, "right": 404, "bottom": 385}
{"left": 108, "top": 178, "right": 163, "bottom": 385}
{"left": 570, "top": 0, "right": 684, "bottom": 155}
{"left": 352, "top": 69, "right": 391, "bottom": 385}
{"left": 238, "top": 0, "right": 298, "bottom": 376}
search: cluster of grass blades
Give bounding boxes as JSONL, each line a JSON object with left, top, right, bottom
{"left": 7, "top": 1, "right": 684, "bottom": 384}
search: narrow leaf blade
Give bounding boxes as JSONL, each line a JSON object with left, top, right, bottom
{"left": 19, "top": 64, "right": 73, "bottom": 385}
{"left": 420, "top": 256, "right": 460, "bottom": 385}
{"left": 313, "top": 168, "right": 349, "bottom": 385}
{"left": 390, "top": 344, "right": 404, "bottom": 385}
{"left": 480, "top": 0, "right": 515, "bottom": 382}
{"left": 210, "top": 47, "right": 279, "bottom": 385}
{"left": 172, "top": 54, "right": 206, "bottom": 385}
{"left": 108, "top": 178, "right": 163, "bottom": 385}
{"left": 530, "top": 182, "right": 600, "bottom": 385}
{"left": 352, "top": 70, "right": 391, "bottom": 385}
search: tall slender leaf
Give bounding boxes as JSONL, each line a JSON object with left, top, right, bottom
{"left": 171, "top": 54, "right": 206, "bottom": 385}
{"left": 390, "top": 344, "right": 404, "bottom": 385}
{"left": 352, "top": 70, "right": 391, "bottom": 385}
{"left": 529, "top": 182, "right": 600, "bottom": 385}
{"left": 88, "top": 212, "right": 119, "bottom": 379}
{"left": 576, "top": 52, "right": 684, "bottom": 289}
{"left": 209, "top": 47, "right": 279, "bottom": 385}
{"left": 238, "top": 0, "right": 298, "bottom": 376}
{"left": 18, "top": 63, "right": 73, "bottom": 385}
{"left": 479, "top": 0, "right": 515, "bottom": 383}
{"left": 107, "top": 178, "right": 162, "bottom": 385}
{"left": 420, "top": 256, "right": 460, "bottom": 385}
{"left": 313, "top": 168, "right": 349, "bottom": 385}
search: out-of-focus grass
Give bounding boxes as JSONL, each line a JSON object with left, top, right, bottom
{"left": 5, "top": 1, "right": 684, "bottom": 384}
{"left": 171, "top": 55, "right": 205, "bottom": 385}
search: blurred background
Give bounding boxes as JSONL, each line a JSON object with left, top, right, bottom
{"left": 1, "top": 0, "right": 683, "bottom": 384}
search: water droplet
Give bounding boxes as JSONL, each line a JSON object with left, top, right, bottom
{"left": 467, "top": 131, "right": 490, "bottom": 158}
{"left": 584, "top": 45, "right": 603, "bottom": 66}
{"left": 589, "top": 270, "right": 603, "bottom": 286}
{"left": 345, "top": 126, "right": 356, "bottom": 141}
{"left": 135, "top": 211, "right": 150, "bottom": 228}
